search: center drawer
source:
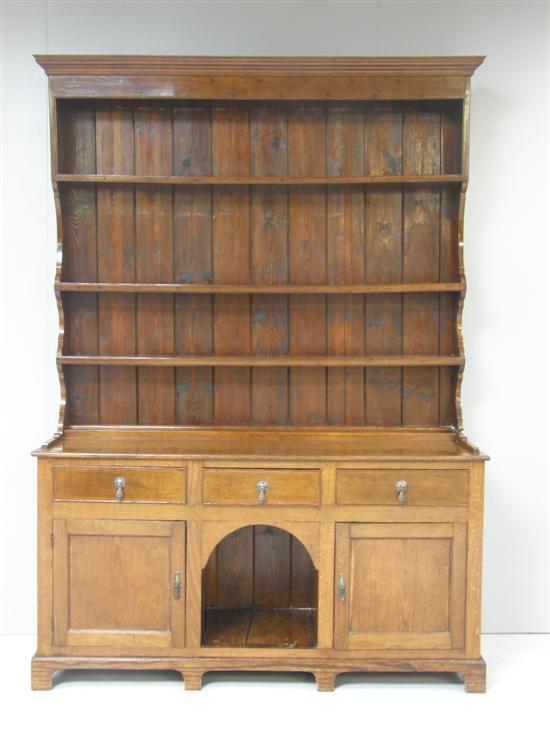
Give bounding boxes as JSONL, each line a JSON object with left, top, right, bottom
{"left": 202, "top": 468, "right": 320, "bottom": 506}
{"left": 53, "top": 465, "right": 187, "bottom": 503}
{"left": 336, "top": 469, "right": 469, "bottom": 506}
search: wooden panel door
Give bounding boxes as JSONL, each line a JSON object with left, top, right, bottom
{"left": 334, "top": 522, "right": 466, "bottom": 651}
{"left": 52, "top": 519, "right": 185, "bottom": 649}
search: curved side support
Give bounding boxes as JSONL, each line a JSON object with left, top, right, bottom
{"left": 455, "top": 227, "right": 466, "bottom": 436}
{"left": 53, "top": 184, "right": 67, "bottom": 438}
{"left": 455, "top": 84, "right": 470, "bottom": 439}
{"left": 201, "top": 521, "right": 320, "bottom": 570}
{"left": 47, "top": 88, "right": 67, "bottom": 443}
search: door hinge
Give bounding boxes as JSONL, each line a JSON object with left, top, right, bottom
{"left": 50, "top": 533, "right": 54, "bottom": 548}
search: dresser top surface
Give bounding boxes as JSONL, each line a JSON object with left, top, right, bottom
{"left": 34, "top": 428, "right": 487, "bottom": 462}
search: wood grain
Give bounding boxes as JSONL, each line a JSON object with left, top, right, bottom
{"left": 288, "top": 105, "right": 327, "bottom": 424}
{"left": 203, "top": 609, "right": 316, "bottom": 648}
{"left": 173, "top": 105, "right": 214, "bottom": 425}
{"left": 36, "top": 55, "right": 485, "bottom": 78}
{"left": 56, "top": 173, "right": 465, "bottom": 185}
{"left": 336, "top": 468, "right": 469, "bottom": 506}
{"left": 57, "top": 98, "right": 464, "bottom": 428}
{"left": 52, "top": 519, "right": 185, "bottom": 648}
{"left": 202, "top": 468, "right": 320, "bottom": 506}
{"left": 250, "top": 106, "right": 289, "bottom": 424}
{"left": 60, "top": 355, "right": 464, "bottom": 367}
{"left": 59, "top": 282, "right": 465, "bottom": 294}
{"left": 326, "top": 105, "right": 365, "bottom": 425}
{"left": 95, "top": 102, "right": 137, "bottom": 424}
{"left": 402, "top": 106, "right": 441, "bottom": 426}
{"left": 134, "top": 106, "right": 175, "bottom": 424}
{"left": 365, "top": 102, "right": 404, "bottom": 425}
{"left": 53, "top": 465, "right": 186, "bottom": 503}
{"left": 59, "top": 102, "right": 98, "bottom": 425}
{"left": 202, "top": 523, "right": 319, "bottom": 642}
{"left": 212, "top": 105, "right": 251, "bottom": 423}
{"left": 335, "top": 521, "right": 467, "bottom": 651}
{"left": 35, "top": 57, "right": 486, "bottom": 695}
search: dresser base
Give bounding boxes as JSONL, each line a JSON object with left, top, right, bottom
{"left": 31, "top": 654, "right": 486, "bottom": 693}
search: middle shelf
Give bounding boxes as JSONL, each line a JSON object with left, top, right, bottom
{"left": 57, "top": 282, "right": 465, "bottom": 294}
{"left": 55, "top": 174, "right": 466, "bottom": 186}
{"left": 59, "top": 355, "right": 464, "bottom": 367}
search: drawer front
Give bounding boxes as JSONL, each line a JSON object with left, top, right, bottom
{"left": 203, "top": 468, "right": 320, "bottom": 506}
{"left": 53, "top": 466, "right": 187, "bottom": 503}
{"left": 336, "top": 469, "right": 469, "bottom": 506}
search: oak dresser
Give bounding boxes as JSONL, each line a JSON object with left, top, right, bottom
{"left": 31, "top": 55, "right": 488, "bottom": 692}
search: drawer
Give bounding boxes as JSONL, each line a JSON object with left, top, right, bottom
{"left": 53, "top": 466, "right": 187, "bottom": 503}
{"left": 336, "top": 469, "right": 469, "bottom": 506}
{"left": 203, "top": 468, "right": 320, "bottom": 506}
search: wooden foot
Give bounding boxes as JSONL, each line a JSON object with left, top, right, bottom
{"left": 315, "top": 671, "right": 336, "bottom": 692}
{"left": 31, "top": 661, "right": 55, "bottom": 691}
{"left": 463, "top": 661, "right": 486, "bottom": 693}
{"left": 184, "top": 671, "right": 204, "bottom": 691}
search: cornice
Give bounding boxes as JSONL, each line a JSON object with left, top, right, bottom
{"left": 34, "top": 55, "right": 485, "bottom": 77}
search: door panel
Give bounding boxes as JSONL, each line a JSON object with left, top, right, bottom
{"left": 53, "top": 519, "right": 185, "bottom": 649}
{"left": 335, "top": 522, "right": 466, "bottom": 651}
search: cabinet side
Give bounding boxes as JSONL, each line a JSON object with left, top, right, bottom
{"left": 36, "top": 459, "right": 54, "bottom": 655}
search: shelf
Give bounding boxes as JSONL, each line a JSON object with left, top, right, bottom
{"left": 55, "top": 174, "right": 465, "bottom": 186}
{"left": 58, "top": 282, "right": 465, "bottom": 294}
{"left": 202, "top": 608, "right": 317, "bottom": 648}
{"left": 59, "top": 355, "right": 464, "bottom": 367}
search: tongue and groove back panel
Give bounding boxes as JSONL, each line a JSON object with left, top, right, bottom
{"left": 59, "top": 99, "right": 463, "bottom": 427}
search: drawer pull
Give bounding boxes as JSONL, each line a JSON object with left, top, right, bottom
{"left": 256, "top": 480, "right": 269, "bottom": 504}
{"left": 338, "top": 573, "right": 346, "bottom": 602}
{"left": 396, "top": 480, "right": 408, "bottom": 505}
{"left": 173, "top": 571, "right": 182, "bottom": 600}
{"left": 114, "top": 476, "right": 127, "bottom": 501}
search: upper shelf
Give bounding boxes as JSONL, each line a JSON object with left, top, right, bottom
{"left": 55, "top": 174, "right": 465, "bottom": 186}
{"left": 58, "top": 282, "right": 465, "bottom": 294}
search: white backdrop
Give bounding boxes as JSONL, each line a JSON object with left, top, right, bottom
{"left": 1, "top": 0, "right": 548, "bottom": 635}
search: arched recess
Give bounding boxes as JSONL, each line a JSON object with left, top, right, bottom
{"left": 201, "top": 520, "right": 320, "bottom": 570}
{"left": 201, "top": 524, "right": 318, "bottom": 649}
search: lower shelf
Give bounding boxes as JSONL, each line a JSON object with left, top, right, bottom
{"left": 202, "top": 608, "right": 317, "bottom": 649}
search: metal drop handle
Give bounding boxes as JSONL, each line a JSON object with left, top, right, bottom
{"left": 114, "top": 476, "right": 127, "bottom": 501}
{"left": 338, "top": 573, "right": 346, "bottom": 602}
{"left": 396, "top": 480, "right": 408, "bottom": 505}
{"left": 173, "top": 571, "right": 182, "bottom": 600}
{"left": 256, "top": 480, "right": 269, "bottom": 504}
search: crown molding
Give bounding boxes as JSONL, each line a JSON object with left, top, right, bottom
{"left": 34, "top": 55, "right": 485, "bottom": 77}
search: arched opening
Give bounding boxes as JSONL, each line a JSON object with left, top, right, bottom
{"left": 201, "top": 525, "right": 318, "bottom": 648}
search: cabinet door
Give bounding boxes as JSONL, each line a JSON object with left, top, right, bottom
{"left": 334, "top": 523, "right": 466, "bottom": 651}
{"left": 52, "top": 519, "right": 185, "bottom": 649}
